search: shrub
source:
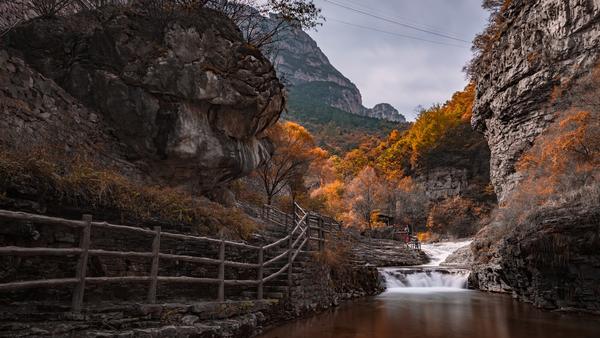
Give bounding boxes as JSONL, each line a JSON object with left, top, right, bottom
{"left": 0, "top": 146, "right": 259, "bottom": 239}
{"left": 490, "top": 66, "right": 600, "bottom": 233}
{"left": 426, "top": 197, "right": 489, "bottom": 238}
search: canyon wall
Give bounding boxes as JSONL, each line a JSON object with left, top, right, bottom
{"left": 470, "top": 0, "right": 600, "bottom": 312}
{"left": 471, "top": 0, "right": 600, "bottom": 202}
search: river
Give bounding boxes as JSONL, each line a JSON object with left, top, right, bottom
{"left": 259, "top": 241, "right": 600, "bottom": 338}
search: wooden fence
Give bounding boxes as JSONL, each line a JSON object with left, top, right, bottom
{"left": 0, "top": 203, "right": 332, "bottom": 313}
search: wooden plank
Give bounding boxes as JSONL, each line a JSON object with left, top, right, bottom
{"left": 86, "top": 276, "right": 151, "bottom": 283}
{"left": 223, "top": 279, "right": 259, "bottom": 286}
{"left": 0, "top": 278, "right": 78, "bottom": 291}
{"left": 159, "top": 253, "right": 257, "bottom": 268}
{"left": 217, "top": 236, "right": 225, "bottom": 302}
{"left": 319, "top": 217, "right": 324, "bottom": 252}
{"left": 158, "top": 276, "right": 220, "bottom": 284}
{"left": 88, "top": 250, "right": 153, "bottom": 259}
{"left": 305, "top": 216, "right": 311, "bottom": 251}
{"left": 72, "top": 214, "right": 91, "bottom": 313}
{"left": 263, "top": 263, "right": 290, "bottom": 283}
{"left": 0, "top": 210, "right": 86, "bottom": 228}
{"left": 0, "top": 246, "right": 82, "bottom": 256}
{"left": 257, "top": 246, "right": 264, "bottom": 300}
{"left": 86, "top": 276, "right": 221, "bottom": 284}
{"left": 263, "top": 235, "right": 290, "bottom": 250}
{"left": 147, "top": 226, "right": 161, "bottom": 304}
{"left": 161, "top": 232, "right": 259, "bottom": 250}
{"left": 263, "top": 250, "right": 289, "bottom": 267}
{"left": 287, "top": 227, "right": 293, "bottom": 298}
{"left": 92, "top": 221, "right": 155, "bottom": 236}
{"left": 292, "top": 237, "right": 309, "bottom": 261}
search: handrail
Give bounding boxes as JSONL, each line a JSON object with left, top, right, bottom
{"left": 263, "top": 234, "right": 290, "bottom": 250}
{"left": 291, "top": 237, "right": 309, "bottom": 261}
{"left": 263, "top": 250, "right": 289, "bottom": 267}
{"left": 289, "top": 213, "right": 309, "bottom": 237}
{"left": 0, "top": 209, "right": 260, "bottom": 250}
{"left": 0, "top": 202, "right": 334, "bottom": 309}
{"left": 263, "top": 262, "right": 290, "bottom": 283}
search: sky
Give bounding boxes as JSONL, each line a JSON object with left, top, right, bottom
{"left": 307, "top": 0, "right": 489, "bottom": 121}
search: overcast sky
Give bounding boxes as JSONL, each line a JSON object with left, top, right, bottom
{"left": 307, "top": 0, "right": 489, "bottom": 120}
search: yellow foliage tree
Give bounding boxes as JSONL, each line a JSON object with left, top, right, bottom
{"left": 257, "top": 121, "right": 318, "bottom": 205}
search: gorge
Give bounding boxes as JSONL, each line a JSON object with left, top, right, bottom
{"left": 0, "top": 0, "right": 599, "bottom": 337}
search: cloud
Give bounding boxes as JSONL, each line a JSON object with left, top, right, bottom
{"left": 308, "top": 0, "right": 488, "bottom": 120}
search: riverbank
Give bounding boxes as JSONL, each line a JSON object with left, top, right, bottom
{"left": 259, "top": 240, "right": 600, "bottom": 338}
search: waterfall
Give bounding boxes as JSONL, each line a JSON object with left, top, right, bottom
{"left": 380, "top": 240, "right": 472, "bottom": 293}
{"left": 381, "top": 268, "right": 470, "bottom": 292}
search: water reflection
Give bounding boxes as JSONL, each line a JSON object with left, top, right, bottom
{"left": 260, "top": 291, "right": 600, "bottom": 338}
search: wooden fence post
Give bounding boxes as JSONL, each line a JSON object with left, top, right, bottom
{"left": 218, "top": 233, "right": 225, "bottom": 302}
{"left": 72, "top": 214, "right": 92, "bottom": 313}
{"left": 147, "top": 226, "right": 161, "bottom": 304}
{"left": 287, "top": 227, "right": 293, "bottom": 299}
{"left": 306, "top": 215, "right": 311, "bottom": 251}
{"left": 257, "top": 246, "right": 264, "bottom": 300}
{"left": 318, "top": 217, "right": 324, "bottom": 252}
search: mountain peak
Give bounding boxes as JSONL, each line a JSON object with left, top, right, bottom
{"left": 266, "top": 18, "right": 404, "bottom": 123}
{"left": 364, "top": 103, "right": 406, "bottom": 123}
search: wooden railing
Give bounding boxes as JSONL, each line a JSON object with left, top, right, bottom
{"left": 0, "top": 205, "right": 324, "bottom": 312}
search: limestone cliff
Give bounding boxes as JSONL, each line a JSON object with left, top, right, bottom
{"left": 470, "top": 0, "right": 600, "bottom": 312}
{"left": 471, "top": 0, "right": 600, "bottom": 202}
{"left": 2, "top": 7, "right": 285, "bottom": 192}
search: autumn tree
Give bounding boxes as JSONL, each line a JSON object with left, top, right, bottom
{"left": 394, "top": 176, "right": 429, "bottom": 229}
{"left": 340, "top": 166, "right": 386, "bottom": 229}
{"left": 214, "top": 0, "right": 322, "bottom": 48}
{"left": 258, "top": 121, "right": 318, "bottom": 205}
{"left": 494, "top": 66, "right": 600, "bottom": 227}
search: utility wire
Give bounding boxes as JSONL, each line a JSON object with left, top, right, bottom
{"left": 321, "top": 0, "right": 470, "bottom": 44}
{"left": 327, "top": 17, "right": 469, "bottom": 49}
{"left": 332, "top": 0, "right": 464, "bottom": 40}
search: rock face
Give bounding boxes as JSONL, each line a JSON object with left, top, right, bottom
{"left": 0, "top": 49, "right": 130, "bottom": 170}
{"left": 268, "top": 17, "right": 406, "bottom": 122}
{"left": 364, "top": 103, "right": 406, "bottom": 122}
{"left": 471, "top": 0, "right": 600, "bottom": 202}
{"left": 471, "top": 206, "right": 600, "bottom": 311}
{"left": 470, "top": 0, "right": 600, "bottom": 312}
{"left": 4, "top": 7, "right": 285, "bottom": 191}
{"left": 419, "top": 167, "right": 469, "bottom": 201}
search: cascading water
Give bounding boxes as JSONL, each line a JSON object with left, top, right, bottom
{"left": 381, "top": 240, "right": 472, "bottom": 293}
{"left": 381, "top": 267, "right": 470, "bottom": 292}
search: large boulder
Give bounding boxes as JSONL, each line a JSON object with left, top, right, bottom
{"left": 4, "top": 7, "right": 285, "bottom": 191}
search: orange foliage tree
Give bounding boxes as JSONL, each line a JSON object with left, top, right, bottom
{"left": 513, "top": 110, "right": 599, "bottom": 209}
{"left": 257, "top": 121, "right": 318, "bottom": 205}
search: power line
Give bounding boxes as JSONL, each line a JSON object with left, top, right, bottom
{"left": 321, "top": 0, "right": 470, "bottom": 44}
{"left": 327, "top": 17, "right": 469, "bottom": 49}
{"left": 333, "top": 0, "right": 464, "bottom": 40}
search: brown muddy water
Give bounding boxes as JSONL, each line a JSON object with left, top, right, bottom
{"left": 259, "top": 289, "right": 600, "bottom": 338}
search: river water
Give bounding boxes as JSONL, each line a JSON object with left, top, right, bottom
{"left": 259, "top": 241, "right": 600, "bottom": 338}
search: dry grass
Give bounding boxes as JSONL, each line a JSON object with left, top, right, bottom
{"left": 313, "top": 233, "right": 350, "bottom": 268}
{"left": 0, "top": 146, "right": 259, "bottom": 239}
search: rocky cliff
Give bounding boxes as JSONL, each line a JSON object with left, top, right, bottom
{"left": 267, "top": 16, "right": 406, "bottom": 122}
{"left": 2, "top": 6, "right": 285, "bottom": 192}
{"left": 470, "top": 0, "right": 600, "bottom": 312}
{"left": 471, "top": 0, "right": 600, "bottom": 202}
